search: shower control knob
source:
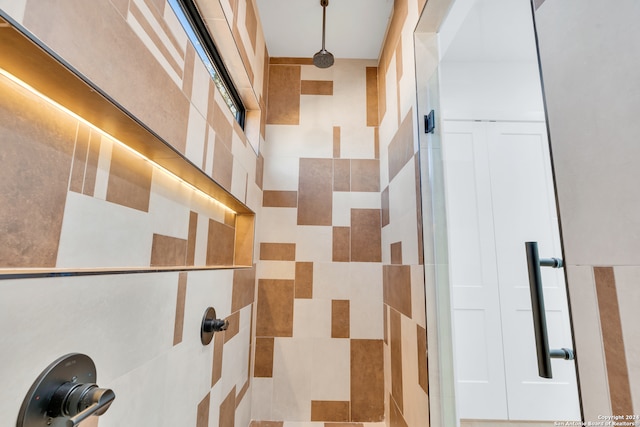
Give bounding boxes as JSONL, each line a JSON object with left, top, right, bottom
{"left": 201, "top": 307, "right": 229, "bottom": 345}
{"left": 17, "top": 353, "right": 115, "bottom": 427}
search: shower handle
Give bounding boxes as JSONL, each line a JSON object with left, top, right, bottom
{"left": 525, "top": 241, "right": 574, "bottom": 379}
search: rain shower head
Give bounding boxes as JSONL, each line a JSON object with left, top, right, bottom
{"left": 313, "top": 0, "right": 334, "bottom": 68}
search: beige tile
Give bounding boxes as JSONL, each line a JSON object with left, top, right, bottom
{"left": 272, "top": 337, "right": 314, "bottom": 420}
{"left": 267, "top": 65, "right": 301, "bottom": 124}
{"left": 293, "top": 299, "right": 332, "bottom": 338}
{"left": 310, "top": 338, "right": 351, "bottom": 401}
{"left": 260, "top": 242, "right": 296, "bottom": 261}
{"left": 256, "top": 279, "right": 295, "bottom": 337}
{"left": 301, "top": 80, "right": 333, "bottom": 96}
{"left": 310, "top": 401, "right": 349, "bottom": 422}
{"left": 351, "top": 339, "right": 384, "bottom": 422}
{"left": 298, "top": 158, "right": 333, "bottom": 226}
{"left": 254, "top": 337, "right": 275, "bottom": 378}
{"left": 350, "top": 209, "right": 381, "bottom": 262}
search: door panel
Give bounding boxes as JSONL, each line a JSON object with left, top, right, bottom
{"left": 443, "top": 120, "right": 580, "bottom": 421}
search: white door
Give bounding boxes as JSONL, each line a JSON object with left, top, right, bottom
{"left": 443, "top": 120, "right": 580, "bottom": 421}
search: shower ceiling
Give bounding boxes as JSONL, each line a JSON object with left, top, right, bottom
{"left": 255, "top": 0, "right": 394, "bottom": 60}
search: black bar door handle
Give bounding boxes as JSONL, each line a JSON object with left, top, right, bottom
{"left": 525, "top": 241, "right": 574, "bottom": 379}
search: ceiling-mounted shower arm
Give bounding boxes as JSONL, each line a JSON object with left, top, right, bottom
{"left": 321, "top": 0, "right": 328, "bottom": 51}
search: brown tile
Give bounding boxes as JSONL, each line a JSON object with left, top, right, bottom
{"left": 388, "top": 108, "right": 415, "bottom": 181}
{"left": 256, "top": 152, "right": 264, "bottom": 189}
{"left": 213, "top": 136, "right": 233, "bottom": 191}
{"left": 70, "top": 124, "right": 90, "bottom": 193}
{"left": 187, "top": 211, "right": 198, "bottom": 266}
{"left": 332, "top": 300, "right": 350, "bottom": 338}
{"left": 301, "top": 80, "right": 333, "bottom": 95}
{"left": 379, "top": 0, "right": 408, "bottom": 79}
{"left": 333, "top": 227, "right": 351, "bottom": 262}
{"left": 295, "top": 262, "right": 313, "bottom": 298}
{"left": 263, "top": 190, "right": 298, "bottom": 207}
{"left": 298, "top": 158, "right": 333, "bottom": 225}
{"left": 351, "top": 209, "right": 382, "bottom": 262}
{"left": 83, "top": 130, "right": 101, "bottom": 197}
{"left": 311, "top": 400, "right": 350, "bottom": 422}
{"left": 417, "top": 324, "right": 428, "bottom": 394}
{"left": 414, "top": 155, "right": 424, "bottom": 264}
{"left": 244, "top": 0, "right": 258, "bottom": 52}
{"left": 389, "top": 393, "right": 409, "bottom": 427}
{"left": 256, "top": 279, "right": 295, "bottom": 337}
{"left": 260, "top": 242, "right": 296, "bottom": 261}
{"left": 206, "top": 219, "right": 235, "bottom": 266}
{"left": 324, "top": 424, "right": 363, "bottom": 427}
{"left": 334, "top": 159, "right": 351, "bottom": 192}
{"left": 211, "top": 331, "right": 224, "bottom": 387}
{"left": 390, "top": 308, "right": 404, "bottom": 412}
{"left": 219, "top": 386, "right": 236, "bottom": 427}
{"left": 333, "top": 126, "right": 341, "bottom": 158}
{"left": 383, "top": 265, "right": 412, "bottom": 318}
{"left": 145, "top": 0, "right": 166, "bottom": 16}
{"left": 236, "top": 377, "right": 250, "bottom": 408}
{"left": 150, "top": 234, "right": 188, "bottom": 266}
{"left": 391, "top": 242, "right": 403, "bottom": 264}
{"left": 23, "top": 0, "right": 190, "bottom": 153}
{"left": 232, "top": 266, "right": 257, "bottom": 311}
{"left": 351, "top": 339, "right": 384, "bottom": 422}
{"left": 250, "top": 422, "right": 284, "bottom": 427}
{"left": 594, "top": 267, "right": 633, "bottom": 416}
{"left": 173, "top": 272, "right": 188, "bottom": 345}
{"left": 110, "top": 0, "right": 129, "bottom": 18}
{"left": 224, "top": 310, "right": 240, "bottom": 343}
{"left": 0, "top": 73, "right": 77, "bottom": 267}
{"left": 270, "top": 57, "right": 314, "bottom": 65}
{"left": 234, "top": 213, "right": 255, "bottom": 266}
{"left": 106, "top": 144, "right": 153, "bottom": 212}
{"left": 381, "top": 186, "right": 390, "bottom": 227}
{"left": 182, "top": 43, "right": 195, "bottom": 99}
{"left": 267, "top": 65, "right": 301, "bottom": 124}
{"left": 351, "top": 159, "right": 380, "bottom": 192}
{"left": 254, "top": 337, "right": 275, "bottom": 377}
{"left": 366, "top": 67, "right": 379, "bottom": 127}
{"left": 196, "top": 392, "right": 210, "bottom": 427}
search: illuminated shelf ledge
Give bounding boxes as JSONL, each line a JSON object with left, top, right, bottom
{"left": 0, "top": 15, "right": 255, "bottom": 277}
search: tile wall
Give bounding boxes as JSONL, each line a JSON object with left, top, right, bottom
{"left": 252, "top": 0, "right": 431, "bottom": 426}
{"left": 0, "top": 0, "right": 265, "bottom": 426}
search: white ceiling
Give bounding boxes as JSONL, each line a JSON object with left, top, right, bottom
{"left": 255, "top": 0, "right": 394, "bottom": 60}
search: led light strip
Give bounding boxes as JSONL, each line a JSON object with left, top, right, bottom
{"left": 0, "top": 67, "right": 236, "bottom": 214}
